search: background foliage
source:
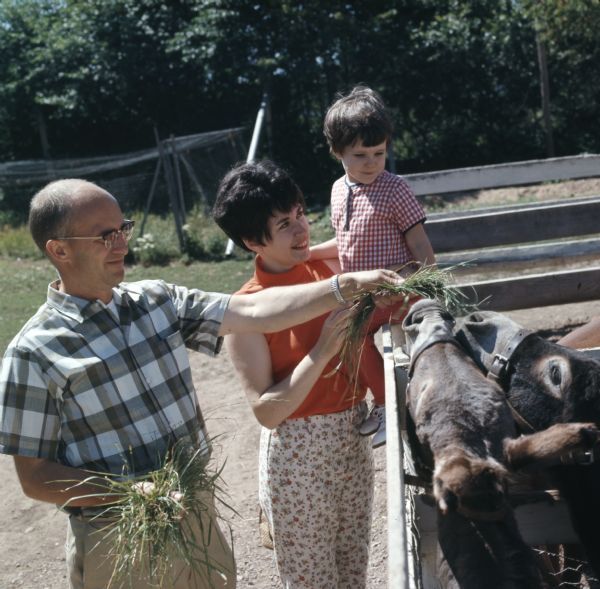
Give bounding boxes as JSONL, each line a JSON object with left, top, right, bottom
{"left": 0, "top": 0, "right": 599, "bottom": 203}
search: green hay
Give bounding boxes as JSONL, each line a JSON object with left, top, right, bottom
{"left": 61, "top": 442, "right": 234, "bottom": 589}
{"left": 338, "top": 264, "right": 470, "bottom": 397}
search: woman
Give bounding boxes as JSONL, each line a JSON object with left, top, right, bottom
{"left": 212, "top": 160, "right": 402, "bottom": 588}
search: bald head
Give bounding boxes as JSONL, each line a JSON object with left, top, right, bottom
{"left": 29, "top": 179, "right": 115, "bottom": 254}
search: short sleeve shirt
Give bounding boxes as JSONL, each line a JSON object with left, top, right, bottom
{"left": 0, "top": 280, "right": 230, "bottom": 476}
{"left": 331, "top": 170, "right": 426, "bottom": 272}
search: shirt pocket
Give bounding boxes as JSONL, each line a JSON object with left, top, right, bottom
{"left": 163, "top": 330, "right": 188, "bottom": 371}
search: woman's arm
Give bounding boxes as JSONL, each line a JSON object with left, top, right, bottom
{"left": 405, "top": 223, "right": 436, "bottom": 267}
{"left": 226, "top": 307, "right": 352, "bottom": 429}
{"left": 220, "top": 268, "right": 402, "bottom": 335}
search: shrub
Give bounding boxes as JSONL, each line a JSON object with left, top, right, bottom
{"left": 181, "top": 213, "right": 227, "bottom": 262}
{"left": 0, "top": 225, "right": 43, "bottom": 259}
{"left": 306, "top": 207, "right": 335, "bottom": 244}
{"left": 130, "top": 233, "right": 179, "bottom": 266}
{"left": 0, "top": 209, "right": 24, "bottom": 227}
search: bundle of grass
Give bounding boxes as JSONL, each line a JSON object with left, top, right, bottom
{"left": 64, "top": 442, "right": 233, "bottom": 588}
{"left": 338, "top": 264, "right": 469, "bottom": 397}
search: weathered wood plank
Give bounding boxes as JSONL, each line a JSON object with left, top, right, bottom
{"left": 456, "top": 267, "right": 600, "bottom": 312}
{"left": 405, "top": 154, "right": 600, "bottom": 196}
{"left": 383, "top": 326, "right": 411, "bottom": 589}
{"left": 437, "top": 236, "right": 600, "bottom": 267}
{"left": 430, "top": 194, "right": 600, "bottom": 219}
{"left": 426, "top": 197, "right": 600, "bottom": 252}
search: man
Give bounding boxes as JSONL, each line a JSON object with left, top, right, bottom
{"left": 0, "top": 179, "right": 403, "bottom": 589}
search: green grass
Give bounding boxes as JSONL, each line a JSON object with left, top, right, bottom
{"left": 0, "top": 225, "right": 43, "bottom": 259}
{"left": 0, "top": 259, "right": 57, "bottom": 354}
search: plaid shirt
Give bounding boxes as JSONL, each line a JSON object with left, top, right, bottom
{"left": 0, "top": 279, "right": 229, "bottom": 476}
{"left": 331, "top": 170, "right": 426, "bottom": 272}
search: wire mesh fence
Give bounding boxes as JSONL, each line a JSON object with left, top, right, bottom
{"left": 0, "top": 128, "right": 247, "bottom": 221}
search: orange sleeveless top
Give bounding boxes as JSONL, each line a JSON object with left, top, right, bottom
{"left": 236, "top": 257, "right": 366, "bottom": 418}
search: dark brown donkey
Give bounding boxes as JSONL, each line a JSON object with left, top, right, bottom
{"left": 401, "top": 299, "right": 599, "bottom": 589}
{"left": 456, "top": 309, "right": 600, "bottom": 580}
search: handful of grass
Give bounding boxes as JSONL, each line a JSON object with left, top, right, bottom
{"left": 65, "top": 443, "right": 232, "bottom": 588}
{"left": 339, "top": 264, "right": 468, "bottom": 395}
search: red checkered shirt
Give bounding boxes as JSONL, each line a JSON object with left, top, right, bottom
{"left": 331, "top": 170, "right": 426, "bottom": 272}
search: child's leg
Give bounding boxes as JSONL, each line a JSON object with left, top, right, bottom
{"left": 357, "top": 300, "right": 415, "bottom": 447}
{"left": 358, "top": 334, "right": 385, "bottom": 405}
{"left": 357, "top": 337, "right": 387, "bottom": 447}
{"left": 359, "top": 299, "right": 412, "bottom": 405}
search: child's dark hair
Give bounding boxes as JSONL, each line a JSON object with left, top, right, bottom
{"left": 212, "top": 160, "right": 306, "bottom": 252}
{"left": 323, "top": 85, "right": 393, "bottom": 154}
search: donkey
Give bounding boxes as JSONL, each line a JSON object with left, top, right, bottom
{"left": 455, "top": 309, "right": 600, "bottom": 578}
{"left": 401, "top": 299, "right": 600, "bottom": 588}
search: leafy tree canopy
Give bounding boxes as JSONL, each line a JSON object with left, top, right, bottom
{"left": 0, "top": 0, "right": 599, "bottom": 198}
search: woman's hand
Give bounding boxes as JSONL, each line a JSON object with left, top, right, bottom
{"left": 314, "top": 306, "right": 353, "bottom": 362}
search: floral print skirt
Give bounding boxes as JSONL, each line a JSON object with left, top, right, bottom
{"left": 259, "top": 402, "right": 374, "bottom": 589}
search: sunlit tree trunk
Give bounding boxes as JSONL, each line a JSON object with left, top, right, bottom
{"left": 535, "top": 28, "right": 555, "bottom": 157}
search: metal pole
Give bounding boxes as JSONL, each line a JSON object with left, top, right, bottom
{"left": 383, "top": 325, "right": 411, "bottom": 588}
{"left": 225, "top": 92, "right": 269, "bottom": 256}
{"left": 140, "top": 156, "right": 162, "bottom": 236}
{"left": 170, "top": 135, "right": 187, "bottom": 226}
{"left": 247, "top": 92, "right": 269, "bottom": 162}
{"left": 155, "top": 128, "right": 185, "bottom": 252}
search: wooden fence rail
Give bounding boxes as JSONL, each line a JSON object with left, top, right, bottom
{"left": 427, "top": 195, "right": 600, "bottom": 253}
{"left": 384, "top": 153, "right": 600, "bottom": 587}
{"left": 405, "top": 153, "right": 600, "bottom": 196}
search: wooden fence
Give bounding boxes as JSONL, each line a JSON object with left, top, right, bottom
{"left": 384, "top": 153, "right": 600, "bottom": 588}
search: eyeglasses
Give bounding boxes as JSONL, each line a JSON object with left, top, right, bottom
{"left": 55, "top": 220, "right": 135, "bottom": 249}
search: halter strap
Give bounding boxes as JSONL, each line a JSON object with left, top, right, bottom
{"left": 505, "top": 399, "right": 537, "bottom": 434}
{"left": 487, "top": 328, "right": 533, "bottom": 383}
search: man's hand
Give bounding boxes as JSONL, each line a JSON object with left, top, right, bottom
{"left": 132, "top": 481, "right": 186, "bottom": 521}
{"left": 132, "top": 481, "right": 184, "bottom": 504}
{"left": 339, "top": 269, "right": 404, "bottom": 301}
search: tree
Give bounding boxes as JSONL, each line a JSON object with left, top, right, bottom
{"left": 520, "top": 0, "right": 600, "bottom": 156}
{"left": 0, "top": 0, "right": 599, "bottom": 196}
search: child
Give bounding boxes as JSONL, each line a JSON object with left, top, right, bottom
{"left": 311, "top": 85, "right": 436, "bottom": 448}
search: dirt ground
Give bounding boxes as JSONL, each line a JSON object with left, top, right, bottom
{"left": 2, "top": 297, "right": 600, "bottom": 589}
{"left": 2, "top": 178, "right": 600, "bottom": 588}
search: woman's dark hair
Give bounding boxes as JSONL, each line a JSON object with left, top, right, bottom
{"left": 212, "top": 160, "right": 306, "bottom": 251}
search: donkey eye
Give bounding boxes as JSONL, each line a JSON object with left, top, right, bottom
{"left": 549, "top": 363, "right": 562, "bottom": 386}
